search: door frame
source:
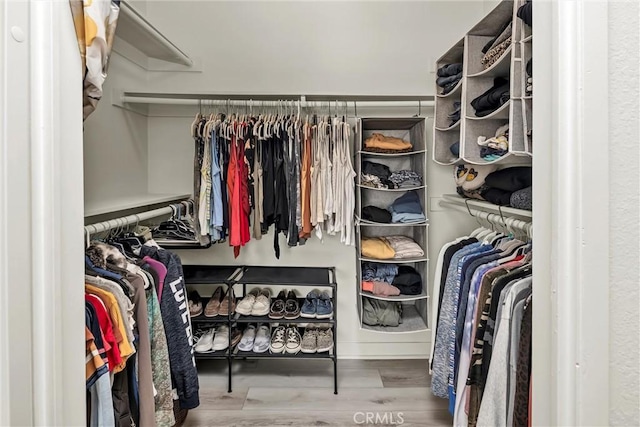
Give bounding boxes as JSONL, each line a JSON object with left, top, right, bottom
{"left": 1, "top": 0, "right": 612, "bottom": 425}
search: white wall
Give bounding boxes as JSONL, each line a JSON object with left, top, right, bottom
{"left": 141, "top": 1, "right": 485, "bottom": 357}
{"left": 608, "top": 1, "right": 640, "bottom": 424}
{"left": 82, "top": 50, "right": 150, "bottom": 213}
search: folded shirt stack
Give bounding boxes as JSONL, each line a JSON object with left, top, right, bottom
{"left": 363, "top": 299, "right": 403, "bottom": 327}
{"left": 364, "top": 133, "right": 413, "bottom": 154}
{"left": 388, "top": 191, "right": 426, "bottom": 223}
{"left": 361, "top": 235, "right": 424, "bottom": 260}
{"left": 470, "top": 77, "right": 510, "bottom": 117}
{"left": 361, "top": 161, "right": 421, "bottom": 190}
{"left": 437, "top": 63, "right": 463, "bottom": 95}
{"left": 389, "top": 170, "right": 422, "bottom": 189}
{"left": 448, "top": 101, "right": 462, "bottom": 127}
{"left": 361, "top": 262, "right": 423, "bottom": 297}
{"left": 361, "top": 173, "right": 388, "bottom": 189}
{"left": 455, "top": 164, "right": 533, "bottom": 210}
{"left": 477, "top": 124, "right": 509, "bottom": 161}
{"left": 481, "top": 21, "right": 513, "bottom": 70}
{"left": 362, "top": 206, "right": 392, "bottom": 223}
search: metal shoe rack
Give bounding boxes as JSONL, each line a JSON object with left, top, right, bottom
{"left": 183, "top": 265, "right": 338, "bottom": 394}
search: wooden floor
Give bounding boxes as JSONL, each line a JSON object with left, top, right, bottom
{"left": 185, "top": 359, "right": 452, "bottom": 427}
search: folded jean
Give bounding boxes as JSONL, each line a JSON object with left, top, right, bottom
{"left": 441, "top": 78, "right": 462, "bottom": 95}
{"left": 471, "top": 77, "right": 510, "bottom": 116}
{"left": 391, "top": 211, "right": 426, "bottom": 224}
{"left": 362, "top": 262, "right": 398, "bottom": 284}
{"left": 437, "top": 63, "right": 463, "bottom": 77}
{"left": 437, "top": 72, "right": 462, "bottom": 87}
{"left": 390, "top": 191, "right": 423, "bottom": 215}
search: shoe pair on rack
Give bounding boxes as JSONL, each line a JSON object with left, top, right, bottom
{"left": 269, "top": 290, "right": 301, "bottom": 320}
{"left": 194, "top": 326, "right": 241, "bottom": 353}
{"left": 300, "top": 290, "right": 333, "bottom": 319}
{"left": 189, "top": 288, "right": 236, "bottom": 318}
{"left": 269, "top": 325, "right": 302, "bottom": 354}
{"left": 301, "top": 325, "right": 334, "bottom": 354}
{"left": 237, "top": 324, "right": 270, "bottom": 353}
{"left": 236, "top": 288, "right": 271, "bottom": 316}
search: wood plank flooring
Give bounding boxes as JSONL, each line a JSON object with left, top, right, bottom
{"left": 185, "top": 359, "right": 452, "bottom": 427}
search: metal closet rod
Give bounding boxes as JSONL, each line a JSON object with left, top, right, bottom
{"left": 84, "top": 205, "right": 176, "bottom": 236}
{"left": 439, "top": 200, "right": 533, "bottom": 233}
{"left": 121, "top": 94, "right": 435, "bottom": 109}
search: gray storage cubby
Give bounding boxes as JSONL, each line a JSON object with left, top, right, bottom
{"left": 433, "top": 38, "right": 465, "bottom": 165}
{"left": 433, "top": 0, "right": 533, "bottom": 166}
{"left": 355, "top": 117, "right": 429, "bottom": 334}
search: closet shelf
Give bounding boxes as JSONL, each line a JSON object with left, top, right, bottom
{"left": 236, "top": 266, "right": 335, "bottom": 287}
{"left": 84, "top": 193, "right": 191, "bottom": 217}
{"left": 467, "top": 100, "right": 511, "bottom": 120}
{"left": 357, "top": 218, "right": 429, "bottom": 227}
{"left": 433, "top": 157, "right": 462, "bottom": 166}
{"left": 356, "top": 184, "right": 426, "bottom": 192}
{"left": 233, "top": 350, "right": 335, "bottom": 359}
{"left": 435, "top": 121, "right": 461, "bottom": 132}
{"left": 440, "top": 194, "right": 532, "bottom": 219}
{"left": 116, "top": 1, "right": 192, "bottom": 66}
{"left": 194, "top": 351, "right": 230, "bottom": 360}
{"left": 358, "top": 149, "right": 426, "bottom": 157}
{"left": 361, "top": 305, "right": 428, "bottom": 334}
{"left": 359, "top": 290, "right": 428, "bottom": 302}
{"left": 467, "top": 45, "right": 513, "bottom": 78}
{"left": 436, "top": 80, "right": 463, "bottom": 98}
{"left": 359, "top": 256, "right": 428, "bottom": 264}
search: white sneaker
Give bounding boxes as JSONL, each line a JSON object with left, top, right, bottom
{"left": 236, "top": 288, "right": 260, "bottom": 316}
{"left": 269, "top": 326, "right": 286, "bottom": 354}
{"left": 237, "top": 325, "right": 257, "bottom": 352}
{"left": 252, "top": 324, "right": 271, "bottom": 353}
{"left": 251, "top": 289, "right": 271, "bottom": 316}
{"left": 212, "top": 325, "right": 230, "bottom": 351}
{"left": 285, "top": 326, "right": 302, "bottom": 354}
{"left": 194, "top": 328, "right": 215, "bottom": 353}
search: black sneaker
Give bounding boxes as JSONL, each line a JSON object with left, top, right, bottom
{"left": 269, "top": 290, "right": 287, "bottom": 319}
{"left": 284, "top": 290, "right": 300, "bottom": 319}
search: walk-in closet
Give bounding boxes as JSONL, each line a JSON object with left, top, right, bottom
{"left": 2, "top": 0, "right": 638, "bottom": 426}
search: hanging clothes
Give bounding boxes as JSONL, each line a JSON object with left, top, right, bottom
{"left": 429, "top": 224, "right": 533, "bottom": 427}
{"left": 190, "top": 111, "right": 356, "bottom": 257}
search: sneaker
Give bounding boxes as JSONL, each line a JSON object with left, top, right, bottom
{"left": 219, "top": 288, "right": 236, "bottom": 316}
{"left": 284, "top": 290, "right": 300, "bottom": 319}
{"left": 316, "top": 327, "right": 334, "bottom": 353}
{"left": 236, "top": 288, "right": 259, "bottom": 316}
{"left": 251, "top": 288, "right": 271, "bottom": 316}
{"left": 204, "top": 287, "right": 223, "bottom": 317}
{"left": 285, "top": 326, "right": 302, "bottom": 354}
{"left": 300, "top": 326, "right": 318, "bottom": 353}
{"left": 194, "top": 328, "right": 215, "bottom": 353}
{"left": 230, "top": 328, "right": 242, "bottom": 348}
{"left": 300, "top": 290, "right": 319, "bottom": 318}
{"left": 253, "top": 324, "right": 271, "bottom": 353}
{"left": 316, "top": 291, "right": 333, "bottom": 319}
{"left": 212, "top": 325, "right": 230, "bottom": 351}
{"left": 269, "top": 326, "right": 286, "bottom": 354}
{"left": 237, "top": 325, "right": 257, "bottom": 352}
{"left": 189, "top": 290, "right": 203, "bottom": 317}
{"left": 269, "top": 290, "right": 286, "bottom": 319}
